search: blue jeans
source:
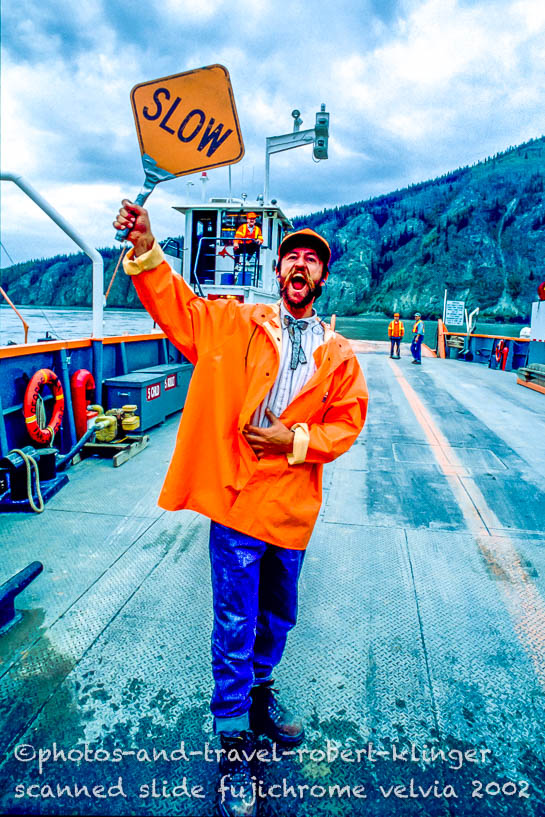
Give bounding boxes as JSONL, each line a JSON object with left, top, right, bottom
{"left": 209, "top": 521, "right": 305, "bottom": 733}
{"left": 390, "top": 337, "right": 401, "bottom": 356}
{"left": 411, "top": 336, "right": 423, "bottom": 362}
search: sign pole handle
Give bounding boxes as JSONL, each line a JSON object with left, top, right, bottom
{"left": 115, "top": 181, "right": 156, "bottom": 242}
{"left": 443, "top": 288, "right": 447, "bottom": 324}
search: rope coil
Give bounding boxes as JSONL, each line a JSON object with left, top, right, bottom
{"left": 11, "top": 449, "right": 44, "bottom": 514}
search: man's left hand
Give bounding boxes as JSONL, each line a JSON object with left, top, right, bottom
{"left": 242, "top": 410, "right": 294, "bottom": 458}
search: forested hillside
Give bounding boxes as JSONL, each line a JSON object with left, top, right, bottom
{"left": 2, "top": 136, "right": 544, "bottom": 318}
{"left": 0, "top": 246, "right": 145, "bottom": 309}
{"left": 293, "top": 136, "right": 545, "bottom": 319}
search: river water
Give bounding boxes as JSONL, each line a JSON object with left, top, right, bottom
{"left": 0, "top": 306, "right": 156, "bottom": 346}
{"left": 0, "top": 305, "right": 529, "bottom": 347}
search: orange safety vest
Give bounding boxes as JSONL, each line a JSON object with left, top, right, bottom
{"left": 124, "top": 244, "right": 368, "bottom": 550}
{"left": 413, "top": 320, "right": 424, "bottom": 335}
{"left": 234, "top": 223, "right": 262, "bottom": 242}
{"left": 388, "top": 320, "right": 404, "bottom": 338}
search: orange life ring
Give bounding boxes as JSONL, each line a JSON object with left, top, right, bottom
{"left": 538, "top": 281, "right": 545, "bottom": 300}
{"left": 24, "top": 368, "right": 64, "bottom": 444}
{"left": 495, "top": 339, "right": 505, "bottom": 364}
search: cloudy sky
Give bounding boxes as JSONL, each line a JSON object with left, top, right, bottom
{"left": 1, "top": 0, "right": 544, "bottom": 266}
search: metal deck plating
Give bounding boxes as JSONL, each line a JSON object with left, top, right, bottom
{"left": 1, "top": 349, "right": 544, "bottom": 816}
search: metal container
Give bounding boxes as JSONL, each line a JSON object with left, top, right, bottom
{"left": 131, "top": 363, "right": 193, "bottom": 418}
{"left": 103, "top": 372, "right": 166, "bottom": 431}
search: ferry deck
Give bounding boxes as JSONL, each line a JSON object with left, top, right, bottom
{"left": 1, "top": 344, "right": 544, "bottom": 816}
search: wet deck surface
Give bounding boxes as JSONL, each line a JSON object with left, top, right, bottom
{"left": 1, "top": 346, "right": 544, "bottom": 816}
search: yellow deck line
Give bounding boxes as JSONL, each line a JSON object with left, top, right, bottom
{"left": 388, "top": 360, "right": 545, "bottom": 688}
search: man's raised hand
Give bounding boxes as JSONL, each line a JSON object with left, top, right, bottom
{"left": 113, "top": 200, "right": 155, "bottom": 257}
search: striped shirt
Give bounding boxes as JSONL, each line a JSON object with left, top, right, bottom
{"left": 252, "top": 302, "right": 325, "bottom": 428}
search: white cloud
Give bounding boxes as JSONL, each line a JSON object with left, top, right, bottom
{"left": 162, "top": 0, "right": 229, "bottom": 22}
{"left": 513, "top": 0, "right": 545, "bottom": 32}
{"left": 381, "top": 0, "right": 486, "bottom": 86}
{"left": 327, "top": 0, "right": 545, "bottom": 154}
{"left": 1, "top": 0, "right": 545, "bottom": 266}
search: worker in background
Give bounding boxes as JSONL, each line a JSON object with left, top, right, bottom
{"left": 233, "top": 212, "right": 263, "bottom": 277}
{"left": 411, "top": 312, "right": 425, "bottom": 364}
{"left": 388, "top": 312, "right": 404, "bottom": 358}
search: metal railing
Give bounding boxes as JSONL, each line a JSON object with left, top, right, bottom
{"left": 1, "top": 172, "right": 104, "bottom": 338}
{"left": 161, "top": 237, "right": 184, "bottom": 258}
{"left": 0, "top": 287, "right": 29, "bottom": 343}
{"left": 192, "top": 236, "right": 266, "bottom": 293}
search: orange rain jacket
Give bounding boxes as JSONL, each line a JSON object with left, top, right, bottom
{"left": 124, "top": 242, "right": 368, "bottom": 550}
{"left": 388, "top": 319, "right": 405, "bottom": 338}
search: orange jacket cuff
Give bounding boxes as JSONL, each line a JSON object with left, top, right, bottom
{"left": 123, "top": 241, "right": 165, "bottom": 276}
{"left": 287, "top": 423, "right": 309, "bottom": 465}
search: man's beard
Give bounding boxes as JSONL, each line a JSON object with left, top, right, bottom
{"left": 279, "top": 266, "right": 323, "bottom": 308}
{"left": 280, "top": 282, "right": 318, "bottom": 309}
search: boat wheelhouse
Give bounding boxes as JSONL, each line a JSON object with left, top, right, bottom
{"left": 166, "top": 197, "right": 293, "bottom": 304}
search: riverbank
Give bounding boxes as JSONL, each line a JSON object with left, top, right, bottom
{"left": 1, "top": 305, "right": 529, "bottom": 347}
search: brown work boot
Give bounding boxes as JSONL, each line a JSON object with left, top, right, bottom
{"left": 250, "top": 680, "right": 305, "bottom": 746}
{"left": 217, "top": 731, "right": 257, "bottom": 817}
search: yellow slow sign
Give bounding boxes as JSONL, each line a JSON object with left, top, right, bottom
{"left": 130, "top": 64, "right": 244, "bottom": 177}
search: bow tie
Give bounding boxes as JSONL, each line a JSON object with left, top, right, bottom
{"left": 284, "top": 314, "right": 309, "bottom": 369}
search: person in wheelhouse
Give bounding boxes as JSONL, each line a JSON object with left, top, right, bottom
{"left": 114, "top": 199, "right": 368, "bottom": 817}
{"left": 233, "top": 211, "right": 263, "bottom": 279}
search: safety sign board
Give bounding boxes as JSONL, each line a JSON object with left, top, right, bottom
{"left": 130, "top": 64, "right": 244, "bottom": 177}
{"left": 445, "top": 300, "right": 465, "bottom": 325}
{"left": 530, "top": 300, "right": 545, "bottom": 341}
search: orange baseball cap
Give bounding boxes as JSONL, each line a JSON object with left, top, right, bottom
{"left": 278, "top": 228, "right": 331, "bottom": 267}
{"left": 246, "top": 212, "right": 257, "bottom": 219}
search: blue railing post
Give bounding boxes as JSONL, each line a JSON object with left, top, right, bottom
{"left": 0, "top": 391, "right": 9, "bottom": 459}
{"left": 92, "top": 340, "right": 104, "bottom": 407}
{"left": 57, "top": 348, "right": 77, "bottom": 451}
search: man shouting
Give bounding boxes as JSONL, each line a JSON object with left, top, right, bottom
{"left": 114, "top": 201, "right": 368, "bottom": 817}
